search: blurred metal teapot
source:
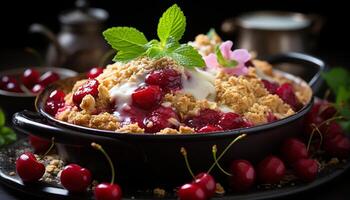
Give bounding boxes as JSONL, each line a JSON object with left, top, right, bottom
{"left": 221, "top": 11, "right": 323, "bottom": 56}
{"left": 29, "top": 0, "right": 109, "bottom": 72}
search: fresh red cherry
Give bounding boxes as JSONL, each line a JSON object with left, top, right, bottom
{"left": 185, "top": 109, "right": 222, "bottom": 130}
{"left": 178, "top": 183, "right": 207, "bottom": 200}
{"left": 317, "top": 101, "right": 337, "bottom": 120}
{"left": 94, "top": 183, "right": 122, "bottom": 200}
{"left": 143, "top": 106, "right": 179, "bottom": 133}
{"left": 261, "top": 79, "right": 279, "bottom": 94}
{"left": 87, "top": 67, "right": 104, "bottom": 79}
{"left": 45, "top": 90, "right": 65, "bottom": 115}
{"left": 22, "top": 68, "right": 40, "bottom": 88}
{"left": 31, "top": 84, "right": 44, "bottom": 94}
{"left": 145, "top": 68, "right": 182, "bottom": 91}
{"left": 16, "top": 152, "right": 45, "bottom": 182}
{"left": 60, "top": 164, "right": 92, "bottom": 193}
{"left": 281, "top": 138, "right": 308, "bottom": 164}
{"left": 29, "top": 135, "right": 51, "bottom": 153}
{"left": 321, "top": 122, "right": 344, "bottom": 139}
{"left": 229, "top": 160, "right": 256, "bottom": 191}
{"left": 0, "top": 75, "right": 16, "bottom": 89}
{"left": 197, "top": 125, "right": 222, "bottom": 133}
{"left": 276, "top": 83, "right": 300, "bottom": 111}
{"left": 218, "top": 112, "right": 244, "bottom": 130}
{"left": 257, "top": 155, "right": 286, "bottom": 184}
{"left": 131, "top": 85, "right": 162, "bottom": 110}
{"left": 193, "top": 173, "right": 216, "bottom": 198}
{"left": 119, "top": 105, "right": 146, "bottom": 128}
{"left": 73, "top": 79, "right": 99, "bottom": 106}
{"left": 39, "top": 71, "right": 60, "bottom": 86}
{"left": 323, "top": 134, "right": 350, "bottom": 158}
{"left": 293, "top": 158, "right": 318, "bottom": 182}
{"left": 4, "top": 81, "right": 23, "bottom": 93}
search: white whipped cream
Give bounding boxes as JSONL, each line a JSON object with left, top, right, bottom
{"left": 181, "top": 68, "right": 216, "bottom": 101}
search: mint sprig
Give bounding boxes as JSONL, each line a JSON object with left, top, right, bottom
{"left": 322, "top": 67, "right": 350, "bottom": 133}
{"left": 103, "top": 4, "right": 205, "bottom": 68}
{"left": 0, "top": 109, "right": 17, "bottom": 147}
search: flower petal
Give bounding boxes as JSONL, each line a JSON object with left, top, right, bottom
{"left": 219, "top": 41, "right": 234, "bottom": 59}
{"left": 230, "top": 49, "right": 251, "bottom": 62}
{"left": 204, "top": 53, "right": 220, "bottom": 70}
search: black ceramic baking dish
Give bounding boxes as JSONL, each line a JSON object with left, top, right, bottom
{"left": 12, "top": 52, "right": 325, "bottom": 188}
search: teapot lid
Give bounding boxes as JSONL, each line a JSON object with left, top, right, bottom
{"left": 59, "top": 0, "right": 109, "bottom": 25}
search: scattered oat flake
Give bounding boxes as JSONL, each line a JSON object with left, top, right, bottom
{"left": 215, "top": 183, "right": 225, "bottom": 195}
{"left": 9, "top": 171, "right": 16, "bottom": 176}
{"left": 153, "top": 188, "right": 166, "bottom": 197}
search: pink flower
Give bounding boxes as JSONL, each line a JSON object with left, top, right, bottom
{"left": 204, "top": 40, "right": 251, "bottom": 76}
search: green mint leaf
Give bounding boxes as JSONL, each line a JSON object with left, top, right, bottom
{"left": 157, "top": 4, "right": 186, "bottom": 44}
{"left": 103, "top": 27, "right": 148, "bottom": 62}
{"left": 165, "top": 36, "right": 180, "bottom": 51}
{"left": 145, "top": 40, "right": 164, "bottom": 59}
{"left": 322, "top": 68, "right": 350, "bottom": 94}
{"left": 0, "top": 109, "right": 5, "bottom": 127}
{"left": 336, "top": 86, "right": 350, "bottom": 106}
{"left": 215, "top": 46, "right": 238, "bottom": 67}
{"left": 167, "top": 44, "right": 205, "bottom": 68}
{"left": 0, "top": 126, "right": 17, "bottom": 147}
{"left": 339, "top": 120, "right": 350, "bottom": 134}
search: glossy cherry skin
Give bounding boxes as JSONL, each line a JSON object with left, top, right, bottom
{"left": 87, "top": 67, "right": 104, "bottom": 79}
{"left": 218, "top": 112, "right": 244, "bottom": 130}
{"left": 193, "top": 173, "right": 216, "bottom": 198}
{"left": 229, "top": 160, "right": 256, "bottom": 191}
{"left": 323, "top": 134, "right": 350, "bottom": 158}
{"left": 22, "top": 68, "right": 40, "bottom": 88}
{"left": 28, "top": 135, "right": 51, "bottom": 153}
{"left": 143, "top": 106, "right": 179, "bottom": 133}
{"left": 31, "top": 84, "right": 44, "bottom": 94}
{"left": 131, "top": 85, "right": 162, "bottom": 110}
{"left": 94, "top": 183, "right": 122, "bottom": 200}
{"left": 0, "top": 75, "right": 16, "bottom": 89}
{"left": 145, "top": 68, "right": 182, "bottom": 91}
{"left": 276, "top": 83, "right": 301, "bottom": 111}
{"left": 177, "top": 183, "right": 207, "bottom": 200}
{"left": 257, "top": 156, "right": 286, "bottom": 184}
{"left": 197, "top": 125, "right": 222, "bottom": 133}
{"left": 4, "top": 81, "right": 23, "bottom": 93}
{"left": 293, "top": 159, "right": 318, "bottom": 182}
{"left": 39, "top": 71, "right": 60, "bottom": 86}
{"left": 261, "top": 79, "right": 279, "bottom": 94}
{"left": 281, "top": 138, "right": 308, "bottom": 164}
{"left": 73, "top": 79, "right": 99, "bottom": 106}
{"left": 60, "top": 164, "right": 92, "bottom": 193}
{"left": 185, "top": 109, "right": 222, "bottom": 130}
{"left": 45, "top": 90, "right": 66, "bottom": 116}
{"left": 16, "top": 152, "right": 45, "bottom": 182}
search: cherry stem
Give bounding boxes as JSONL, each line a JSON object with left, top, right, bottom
{"left": 306, "top": 124, "right": 323, "bottom": 153}
{"left": 180, "top": 147, "right": 195, "bottom": 179}
{"left": 207, "top": 133, "right": 247, "bottom": 174}
{"left": 91, "top": 143, "right": 115, "bottom": 184}
{"left": 211, "top": 145, "right": 232, "bottom": 176}
{"left": 38, "top": 137, "right": 55, "bottom": 161}
{"left": 323, "top": 89, "right": 330, "bottom": 101}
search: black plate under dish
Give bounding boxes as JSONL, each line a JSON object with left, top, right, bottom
{"left": 1, "top": 138, "right": 349, "bottom": 200}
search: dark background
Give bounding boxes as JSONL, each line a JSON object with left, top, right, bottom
{"left": 0, "top": 0, "right": 349, "bottom": 68}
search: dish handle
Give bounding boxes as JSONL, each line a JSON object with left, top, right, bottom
{"left": 12, "top": 110, "right": 118, "bottom": 145}
{"left": 265, "top": 52, "right": 327, "bottom": 93}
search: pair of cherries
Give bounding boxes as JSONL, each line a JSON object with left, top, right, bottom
{"left": 16, "top": 136, "right": 122, "bottom": 200}
{"left": 178, "top": 173, "right": 216, "bottom": 200}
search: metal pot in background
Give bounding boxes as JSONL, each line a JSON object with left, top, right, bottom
{"left": 221, "top": 11, "right": 324, "bottom": 57}
{"left": 29, "top": 0, "right": 110, "bottom": 72}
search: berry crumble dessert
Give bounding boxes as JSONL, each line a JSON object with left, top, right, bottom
{"left": 46, "top": 6, "right": 312, "bottom": 134}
